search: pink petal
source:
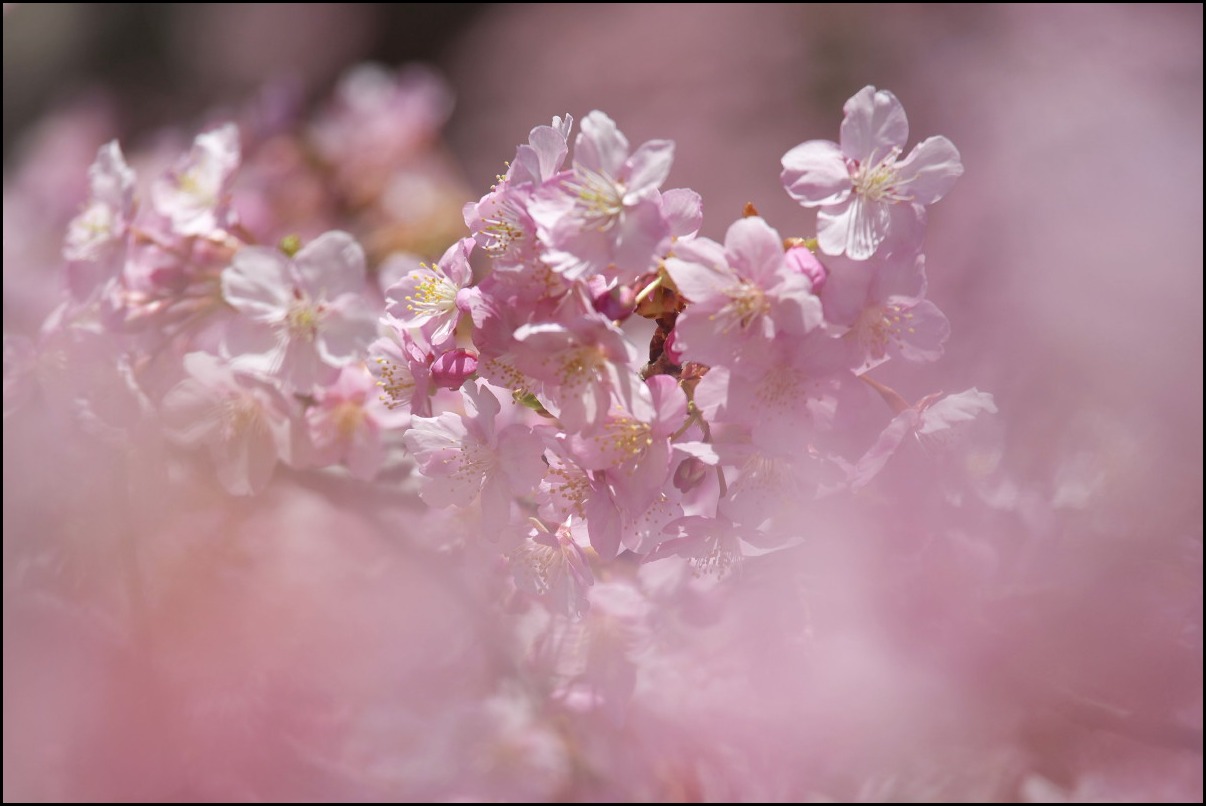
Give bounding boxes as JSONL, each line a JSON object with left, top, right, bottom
{"left": 663, "top": 237, "right": 731, "bottom": 303}
{"left": 724, "top": 216, "right": 785, "bottom": 286}
{"left": 222, "top": 247, "right": 292, "bottom": 320}
{"left": 780, "top": 140, "right": 852, "bottom": 206}
{"left": 292, "top": 231, "right": 366, "bottom": 298}
{"left": 624, "top": 139, "right": 675, "bottom": 196}
{"left": 896, "top": 135, "right": 963, "bottom": 204}
{"left": 839, "top": 85, "right": 909, "bottom": 164}
{"left": 576, "top": 111, "right": 629, "bottom": 177}
{"left": 660, "top": 187, "right": 703, "bottom": 238}
{"left": 612, "top": 197, "right": 668, "bottom": 277}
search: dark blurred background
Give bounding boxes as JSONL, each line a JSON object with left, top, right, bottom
{"left": 3, "top": 4, "right": 485, "bottom": 158}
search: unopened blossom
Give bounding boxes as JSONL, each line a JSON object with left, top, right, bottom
{"left": 221, "top": 230, "right": 377, "bottom": 392}
{"left": 781, "top": 85, "right": 962, "bottom": 260}
{"left": 151, "top": 123, "right": 241, "bottom": 237}
{"left": 429, "top": 347, "right": 478, "bottom": 390}
{"left": 531, "top": 110, "right": 673, "bottom": 284}
{"left": 160, "top": 351, "right": 297, "bottom": 495}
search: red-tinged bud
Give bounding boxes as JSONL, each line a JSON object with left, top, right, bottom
{"left": 673, "top": 455, "right": 709, "bottom": 493}
{"left": 430, "top": 348, "right": 478, "bottom": 390}
{"left": 592, "top": 283, "right": 636, "bottom": 322}
{"left": 663, "top": 328, "right": 684, "bottom": 365}
{"left": 786, "top": 245, "right": 827, "bottom": 293}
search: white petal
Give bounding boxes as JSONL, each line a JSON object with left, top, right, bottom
{"left": 293, "top": 231, "right": 366, "bottom": 298}
{"left": 222, "top": 248, "right": 292, "bottom": 319}
{"left": 839, "top": 86, "right": 908, "bottom": 164}
{"left": 896, "top": 136, "right": 963, "bottom": 204}
{"left": 780, "top": 140, "right": 851, "bottom": 206}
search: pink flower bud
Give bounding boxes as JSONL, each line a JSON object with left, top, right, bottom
{"left": 785, "top": 246, "right": 828, "bottom": 293}
{"left": 672, "top": 455, "right": 709, "bottom": 493}
{"left": 429, "top": 348, "right": 478, "bottom": 390}
{"left": 592, "top": 284, "right": 636, "bottom": 322}
{"left": 663, "top": 328, "right": 684, "bottom": 365}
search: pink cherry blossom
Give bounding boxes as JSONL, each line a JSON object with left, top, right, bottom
{"left": 151, "top": 123, "right": 241, "bottom": 237}
{"left": 384, "top": 236, "right": 474, "bottom": 345}
{"left": 402, "top": 380, "right": 546, "bottom": 524}
{"left": 531, "top": 111, "right": 673, "bottom": 284}
{"left": 818, "top": 250, "right": 950, "bottom": 372}
{"left": 221, "top": 230, "right": 377, "bottom": 392}
{"left": 462, "top": 115, "right": 571, "bottom": 278}
{"left": 692, "top": 333, "right": 856, "bottom": 454}
{"left": 665, "top": 216, "right": 822, "bottom": 370}
{"left": 63, "top": 141, "right": 136, "bottom": 300}
{"left": 781, "top": 86, "right": 962, "bottom": 260}
{"left": 849, "top": 387, "right": 998, "bottom": 490}
{"left": 510, "top": 305, "right": 640, "bottom": 433}
{"left": 509, "top": 516, "right": 596, "bottom": 617}
{"left": 300, "top": 363, "right": 409, "bottom": 480}
{"left": 367, "top": 324, "right": 437, "bottom": 417}
{"left": 160, "top": 351, "right": 297, "bottom": 495}
{"left": 567, "top": 374, "right": 687, "bottom": 516}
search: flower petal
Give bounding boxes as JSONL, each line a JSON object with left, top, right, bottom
{"left": 293, "top": 230, "right": 366, "bottom": 298}
{"left": 780, "top": 140, "right": 851, "bottom": 207}
{"left": 896, "top": 135, "right": 963, "bottom": 205}
{"left": 839, "top": 86, "right": 908, "bottom": 165}
{"left": 222, "top": 247, "right": 292, "bottom": 320}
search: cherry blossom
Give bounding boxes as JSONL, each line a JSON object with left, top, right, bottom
{"left": 384, "top": 236, "right": 474, "bottom": 345}
{"left": 531, "top": 110, "right": 674, "bottom": 284}
{"left": 781, "top": 85, "right": 962, "bottom": 260}
{"left": 160, "top": 351, "right": 297, "bottom": 495}
{"left": 510, "top": 304, "right": 640, "bottom": 433}
{"left": 402, "top": 381, "right": 546, "bottom": 524}
{"left": 63, "top": 141, "right": 136, "bottom": 301}
{"left": 299, "top": 363, "right": 410, "bottom": 480}
{"left": 221, "top": 230, "right": 377, "bottom": 392}
{"left": 151, "top": 123, "right": 242, "bottom": 237}
{"left": 666, "top": 216, "right": 823, "bottom": 370}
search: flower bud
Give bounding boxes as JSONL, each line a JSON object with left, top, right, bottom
{"left": 591, "top": 283, "right": 636, "bottom": 322}
{"left": 786, "top": 245, "right": 828, "bottom": 293}
{"left": 673, "top": 455, "right": 709, "bottom": 493}
{"left": 429, "top": 348, "right": 478, "bottom": 390}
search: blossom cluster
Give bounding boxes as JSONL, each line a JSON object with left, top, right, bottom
{"left": 8, "top": 73, "right": 1195, "bottom": 802}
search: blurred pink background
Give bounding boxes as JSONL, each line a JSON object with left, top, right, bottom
{"left": 4, "top": 4, "right": 1201, "bottom": 801}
